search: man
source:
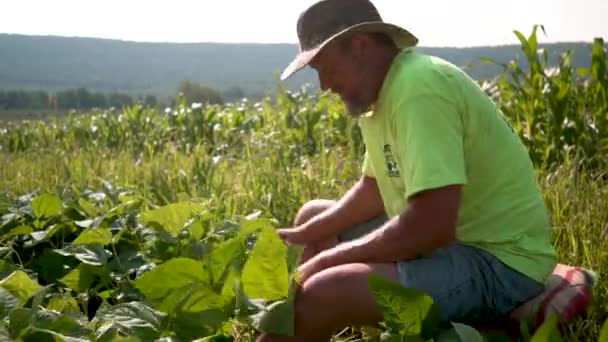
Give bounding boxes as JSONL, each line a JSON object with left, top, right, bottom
{"left": 257, "top": 0, "right": 592, "bottom": 341}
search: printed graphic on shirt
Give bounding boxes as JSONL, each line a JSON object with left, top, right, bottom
{"left": 383, "top": 144, "right": 400, "bottom": 177}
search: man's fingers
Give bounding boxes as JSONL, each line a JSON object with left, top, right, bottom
{"left": 277, "top": 228, "right": 305, "bottom": 245}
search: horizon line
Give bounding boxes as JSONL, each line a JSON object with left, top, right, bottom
{"left": 0, "top": 32, "right": 601, "bottom": 49}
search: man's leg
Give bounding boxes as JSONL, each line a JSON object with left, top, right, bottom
{"left": 257, "top": 262, "right": 400, "bottom": 342}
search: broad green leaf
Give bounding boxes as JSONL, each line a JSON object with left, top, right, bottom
{"left": 8, "top": 308, "right": 32, "bottom": 339}
{"left": 138, "top": 202, "right": 204, "bottom": 237}
{"left": 241, "top": 227, "right": 288, "bottom": 300}
{"left": 134, "top": 258, "right": 222, "bottom": 313}
{"left": 47, "top": 295, "right": 81, "bottom": 316}
{"left": 112, "top": 338, "right": 141, "bottom": 342}
{"left": 239, "top": 217, "right": 275, "bottom": 237}
{"left": 78, "top": 198, "right": 98, "bottom": 217}
{"left": 9, "top": 307, "right": 91, "bottom": 340}
{"left": 598, "top": 318, "right": 608, "bottom": 342}
{"left": 31, "top": 223, "right": 76, "bottom": 243}
{"left": 0, "top": 324, "right": 10, "bottom": 342}
{"left": 72, "top": 227, "right": 113, "bottom": 245}
{"left": 205, "top": 236, "right": 246, "bottom": 287}
{"left": 93, "top": 302, "right": 164, "bottom": 342}
{"left": 107, "top": 250, "right": 147, "bottom": 275}
{"left": 435, "top": 322, "right": 486, "bottom": 342}
{"left": 170, "top": 309, "right": 227, "bottom": 341}
{"left": 251, "top": 299, "right": 294, "bottom": 336}
{"left": 531, "top": 314, "right": 563, "bottom": 342}
{"left": 0, "top": 261, "right": 16, "bottom": 279}
{"left": 188, "top": 218, "right": 206, "bottom": 240}
{"left": 20, "top": 328, "right": 90, "bottom": 342}
{"left": 32, "top": 248, "right": 72, "bottom": 284}
{"left": 32, "top": 194, "right": 63, "bottom": 218}
{"left": 60, "top": 264, "right": 111, "bottom": 293}
{"left": 0, "top": 287, "right": 17, "bottom": 319}
{"left": 5, "top": 225, "right": 33, "bottom": 238}
{"left": 33, "top": 313, "right": 91, "bottom": 338}
{"left": 368, "top": 274, "right": 441, "bottom": 338}
{"left": 0, "top": 270, "right": 42, "bottom": 305}
{"left": 54, "top": 244, "right": 112, "bottom": 266}
{"left": 251, "top": 270, "right": 300, "bottom": 336}
{"left": 380, "top": 331, "right": 425, "bottom": 341}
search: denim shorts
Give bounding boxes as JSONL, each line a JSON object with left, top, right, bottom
{"left": 337, "top": 214, "right": 545, "bottom": 326}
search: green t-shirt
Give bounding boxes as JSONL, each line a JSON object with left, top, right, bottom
{"left": 359, "top": 51, "right": 557, "bottom": 283}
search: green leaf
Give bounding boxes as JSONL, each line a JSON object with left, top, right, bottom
{"left": 8, "top": 308, "right": 33, "bottom": 339}
{"left": 31, "top": 310, "right": 91, "bottom": 338}
{"left": 134, "top": 258, "right": 222, "bottom": 313}
{"left": 5, "top": 225, "right": 33, "bottom": 238}
{"left": 531, "top": 314, "right": 562, "bottom": 342}
{"left": 93, "top": 302, "right": 164, "bottom": 342}
{"left": 170, "top": 309, "right": 228, "bottom": 341}
{"left": 31, "top": 223, "right": 77, "bottom": 243}
{"left": 251, "top": 267, "right": 300, "bottom": 336}
{"left": 0, "top": 270, "right": 42, "bottom": 305}
{"left": 46, "top": 295, "right": 81, "bottom": 316}
{"left": 434, "top": 322, "right": 486, "bottom": 342}
{"left": 368, "top": 274, "right": 441, "bottom": 338}
{"left": 598, "top": 318, "right": 608, "bottom": 342}
{"left": 32, "top": 194, "right": 63, "bottom": 218}
{"left": 21, "top": 328, "right": 90, "bottom": 342}
{"left": 60, "top": 264, "right": 111, "bottom": 293}
{"left": 138, "top": 202, "right": 204, "bottom": 237}
{"left": 0, "top": 324, "right": 11, "bottom": 342}
{"left": 380, "top": 331, "right": 426, "bottom": 341}
{"left": 32, "top": 248, "right": 72, "bottom": 284}
{"left": 205, "top": 236, "right": 246, "bottom": 287}
{"left": 111, "top": 338, "right": 141, "bottom": 342}
{"left": 251, "top": 298, "right": 297, "bottom": 337}
{"left": 238, "top": 217, "right": 276, "bottom": 237}
{"left": 107, "top": 250, "right": 147, "bottom": 275}
{"left": 78, "top": 198, "right": 98, "bottom": 217}
{"left": 72, "top": 227, "right": 113, "bottom": 245}
{"left": 54, "top": 245, "right": 112, "bottom": 266}
{"left": 0, "top": 261, "right": 16, "bottom": 279}
{"left": 0, "top": 287, "right": 18, "bottom": 319}
{"left": 241, "top": 227, "right": 288, "bottom": 301}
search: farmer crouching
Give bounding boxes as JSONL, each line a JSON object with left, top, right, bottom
{"left": 257, "top": 1, "right": 595, "bottom": 341}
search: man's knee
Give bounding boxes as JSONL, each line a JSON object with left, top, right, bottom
{"left": 294, "top": 199, "right": 335, "bottom": 226}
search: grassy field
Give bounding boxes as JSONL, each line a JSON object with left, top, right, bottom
{"left": 0, "top": 28, "right": 607, "bottom": 341}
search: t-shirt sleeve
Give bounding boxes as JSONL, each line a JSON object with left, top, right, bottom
{"left": 392, "top": 94, "right": 467, "bottom": 199}
{"left": 361, "top": 149, "right": 375, "bottom": 178}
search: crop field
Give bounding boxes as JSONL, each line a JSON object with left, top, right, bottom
{"left": 0, "top": 29, "right": 607, "bottom": 341}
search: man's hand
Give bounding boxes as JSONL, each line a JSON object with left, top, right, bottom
{"left": 277, "top": 226, "right": 312, "bottom": 246}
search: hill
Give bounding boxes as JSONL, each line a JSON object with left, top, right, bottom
{"left": 0, "top": 34, "right": 599, "bottom": 100}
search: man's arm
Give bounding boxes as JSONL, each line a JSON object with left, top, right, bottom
{"left": 281, "top": 175, "right": 385, "bottom": 244}
{"left": 330, "top": 184, "right": 461, "bottom": 265}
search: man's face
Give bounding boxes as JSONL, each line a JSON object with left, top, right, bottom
{"left": 309, "top": 34, "right": 376, "bottom": 117}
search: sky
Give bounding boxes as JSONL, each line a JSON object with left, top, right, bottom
{"left": 1, "top": 0, "right": 606, "bottom": 47}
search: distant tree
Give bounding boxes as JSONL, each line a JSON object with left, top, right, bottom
{"left": 57, "top": 89, "right": 78, "bottom": 109}
{"left": 143, "top": 94, "right": 157, "bottom": 107}
{"left": 223, "top": 86, "right": 246, "bottom": 101}
{"left": 177, "top": 80, "right": 223, "bottom": 105}
{"left": 107, "top": 92, "right": 133, "bottom": 108}
{"left": 0, "top": 91, "right": 6, "bottom": 110}
{"left": 90, "top": 92, "right": 107, "bottom": 108}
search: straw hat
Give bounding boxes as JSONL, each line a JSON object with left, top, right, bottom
{"left": 281, "top": 0, "right": 419, "bottom": 80}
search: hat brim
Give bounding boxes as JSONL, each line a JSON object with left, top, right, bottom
{"left": 280, "top": 22, "right": 418, "bottom": 81}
